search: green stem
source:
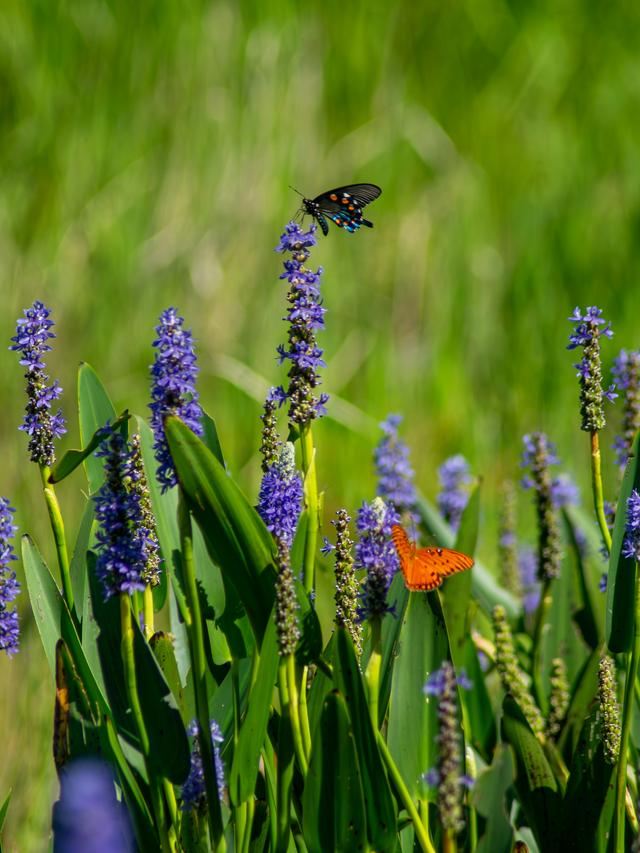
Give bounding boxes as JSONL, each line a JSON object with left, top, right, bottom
{"left": 143, "top": 584, "right": 154, "bottom": 639}
{"left": 365, "top": 616, "right": 382, "bottom": 729}
{"left": 299, "top": 665, "right": 312, "bottom": 760}
{"left": 41, "top": 467, "right": 74, "bottom": 615}
{"left": 178, "top": 492, "right": 226, "bottom": 851}
{"left": 443, "top": 830, "right": 457, "bottom": 853}
{"left": 614, "top": 561, "right": 640, "bottom": 853}
{"left": 300, "top": 423, "right": 319, "bottom": 595}
{"left": 276, "top": 660, "right": 295, "bottom": 853}
{"left": 591, "top": 431, "right": 612, "bottom": 554}
{"left": 286, "top": 654, "right": 308, "bottom": 775}
{"left": 377, "top": 732, "right": 436, "bottom": 853}
{"left": 231, "top": 659, "right": 248, "bottom": 853}
{"left": 531, "top": 578, "right": 553, "bottom": 712}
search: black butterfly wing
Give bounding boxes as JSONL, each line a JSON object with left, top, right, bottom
{"left": 313, "top": 184, "right": 382, "bottom": 232}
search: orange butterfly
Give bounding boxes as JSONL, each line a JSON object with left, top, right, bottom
{"left": 391, "top": 524, "right": 474, "bottom": 591}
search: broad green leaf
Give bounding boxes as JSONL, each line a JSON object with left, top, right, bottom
{"left": 77, "top": 363, "right": 118, "bottom": 493}
{"left": 474, "top": 743, "right": 515, "bottom": 853}
{"left": 150, "top": 631, "right": 186, "bottom": 722}
{"left": 49, "top": 411, "right": 129, "bottom": 484}
{"left": 606, "top": 431, "right": 640, "bottom": 652}
{"left": 563, "top": 507, "right": 604, "bottom": 648}
{"left": 302, "top": 690, "right": 367, "bottom": 853}
{"left": 21, "top": 534, "right": 62, "bottom": 674}
{"left": 295, "top": 580, "right": 323, "bottom": 666}
{"left": 307, "top": 634, "right": 335, "bottom": 739}
{"left": 501, "top": 694, "right": 562, "bottom": 850}
{"left": 461, "top": 635, "right": 496, "bottom": 760}
{"left": 387, "top": 591, "right": 450, "bottom": 800}
{"left": 165, "top": 416, "right": 276, "bottom": 642}
{"left": 334, "top": 629, "right": 397, "bottom": 851}
{"left": 417, "top": 494, "right": 520, "bottom": 618}
{"left": 228, "top": 613, "right": 279, "bottom": 805}
{"left": 200, "top": 410, "right": 226, "bottom": 468}
{"left": 377, "top": 572, "right": 409, "bottom": 725}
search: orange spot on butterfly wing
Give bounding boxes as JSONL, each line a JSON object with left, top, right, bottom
{"left": 415, "top": 547, "right": 474, "bottom": 580}
{"left": 330, "top": 193, "right": 338, "bottom": 201}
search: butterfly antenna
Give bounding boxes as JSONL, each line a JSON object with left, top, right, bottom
{"left": 289, "top": 185, "right": 304, "bottom": 197}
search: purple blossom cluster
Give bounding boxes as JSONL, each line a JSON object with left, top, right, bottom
{"left": 374, "top": 414, "right": 417, "bottom": 516}
{"left": 567, "top": 306, "right": 616, "bottom": 432}
{"left": 257, "top": 442, "right": 303, "bottom": 548}
{"left": 622, "top": 489, "right": 640, "bottom": 562}
{"left": 94, "top": 429, "right": 158, "bottom": 599}
{"left": 611, "top": 349, "right": 640, "bottom": 467}
{"left": 149, "top": 307, "right": 203, "bottom": 491}
{"left": 0, "top": 498, "right": 20, "bottom": 657}
{"left": 518, "top": 547, "right": 541, "bottom": 614}
{"left": 355, "top": 497, "right": 399, "bottom": 620}
{"left": 10, "top": 300, "right": 66, "bottom": 467}
{"left": 437, "top": 455, "right": 472, "bottom": 532}
{"left": 273, "top": 222, "right": 329, "bottom": 424}
{"left": 181, "top": 719, "right": 225, "bottom": 811}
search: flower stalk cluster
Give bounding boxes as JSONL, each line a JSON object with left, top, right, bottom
{"left": 10, "top": 300, "right": 66, "bottom": 467}
{"left": 567, "top": 306, "right": 616, "bottom": 432}
{"left": 0, "top": 498, "right": 20, "bottom": 657}
{"left": 355, "top": 497, "right": 399, "bottom": 621}
{"left": 260, "top": 391, "right": 281, "bottom": 472}
{"left": 182, "top": 719, "right": 226, "bottom": 811}
{"left": 331, "top": 509, "right": 362, "bottom": 658}
{"left": 546, "top": 657, "right": 569, "bottom": 739}
{"left": 274, "top": 538, "right": 300, "bottom": 657}
{"left": 598, "top": 655, "right": 621, "bottom": 764}
{"left": 257, "top": 442, "right": 303, "bottom": 549}
{"left": 612, "top": 350, "right": 640, "bottom": 467}
{"left": 437, "top": 455, "right": 472, "bottom": 532}
{"left": 521, "top": 433, "right": 562, "bottom": 583}
{"left": 374, "top": 415, "right": 417, "bottom": 517}
{"left": 129, "top": 435, "right": 161, "bottom": 588}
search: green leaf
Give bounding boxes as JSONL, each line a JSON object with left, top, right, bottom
{"left": 334, "top": 629, "right": 397, "bottom": 851}
{"left": 416, "top": 493, "right": 520, "bottom": 618}
{"left": 461, "top": 634, "right": 496, "bottom": 760}
{"left": 21, "top": 535, "right": 62, "bottom": 674}
{"left": 295, "top": 580, "right": 323, "bottom": 666}
{"left": 69, "top": 500, "right": 95, "bottom": 626}
{"left": 228, "top": 613, "right": 279, "bottom": 805}
{"left": 49, "top": 411, "right": 129, "bottom": 485}
{"left": 606, "top": 431, "right": 640, "bottom": 652}
{"left": 501, "top": 694, "right": 562, "bottom": 850}
{"left": 77, "top": 363, "right": 118, "bottom": 493}
{"left": 0, "top": 789, "right": 12, "bottom": 832}
{"left": 302, "top": 690, "right": 367, "bottom": 853}
{"left": 473, "top": 743, "right": 515, "bottom": 853}
{"left": 387, "top": 591, "right": 450, "bottom": 800}
{"left": 557, "top": 645, "right": 601, "bottom": 759}
{"left": 150, "top": 631, "right": 186, "bottom": 722}
{"left": 376, "top": 572, "right": 409, "bottom": 725}
{"left": 200, "top": 410, "right": 226, "bottom": 468}
{"left": 165, "top": 416, "right": 276, "bottom": 642}
{"left": 563, "top": 506, "right": 604, "bottom": 648}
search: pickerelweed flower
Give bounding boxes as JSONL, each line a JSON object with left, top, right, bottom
{"left": 546, "top": 657, "right": 569, "bottom": 739}
{"left": 567, "top": 306, "right": 616, "bottom": 432}
{"left": 598, "top": 655, "right": 621, "bottom": 764}
{"left": 260, "top": 389, "right": 282, "bottom": 472}
{"left": 129, "top": 434, "right": 162, "bottom": 587}
{"left": 10, "top": 300, "right": 66, "bottom": 467}
{"left": 257, "top": 442, "right": 303, "bottom": 549}
{"left": 0, "top": 498, "right": 20, "bottom": 657}
{"left": 492, "top": 604, "right": 544, "bottom": 734}
{"left": 52, "top": 757, "right": 134, "bottom": 852}
{"left": 519, "top": 547, "right": 541, "bottom": 615}
{"left": 182, "top": 719, "right": 226, "bottom": 811}
{"left": 612, "top": 349, "right": 640, "bottom": 467}
{"left": 331, "top": 509, "right": 362, "bottom": 658}
{"left": 622, "top": 489, "right": 640, "bottom": 562}
{"left": 274, "top": 537, "right": 300, "bottom": 656}
{"left": 550, "top": 473, "right": 580, "bottom": 509}
{"left": 274, "top": 222, "right": 329, "bottom": 425}
{"left": 437, "top": 454, "right": 472, "bottom": 532}
{"left": 422, "top": 662, "right": 471, "bottom": 834}
{"left": 149, "top": 307, "right": 203, "bottom": 491}
{"left": 93, "top": 429, "right": 154, "bottom": 599}
{"left": 374, "top": 414, "right": 417, "bottom": 517}
{"left": 521, "top": 433, "right": 562, "bottom": 582}
{"left": 356, "top": 497, "right": 399, "bottom": 621}
{"left": 498, "top": 481, "right": 520, "bottom": 598}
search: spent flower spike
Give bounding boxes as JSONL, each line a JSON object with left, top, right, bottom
{"left": 149, "top": 307, "right": 203, "bottom": 491}
{"left": 567, "top": 306, "right": 616, "bottom": 432}
{"left": 521, "top": 433, "right": 562, "bottom": 582}
{"left": 182, "top": 719, "right": 226, "bottom": 810}
{"left": 0, "top": 498, "right": 20, "bottom": 657}
{"left": 274, "top": 222, "right": 329, "bottom": 424}
{"left": 437, "top": 454, "right": 472, "bottom": 532}
{"left": 356, "top": 497, "right": 399, "bottom": 620}
{"left": 374, "top": 414, "right": 417, "bottom": 516}
{"left": 257, "top": 442, "right": 303, "bottom": 549}
{"left": 10, "top": 300, "right": 66, "bottom": 466}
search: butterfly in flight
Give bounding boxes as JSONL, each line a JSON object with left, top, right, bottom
{"left": 391, "top": 524, "right": 474, "bottom": 592}
{"left": 296, "top": 183, "right": 382, "bottom": 235}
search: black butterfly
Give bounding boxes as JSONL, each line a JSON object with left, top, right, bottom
{"left": 298, "top": 184, "right": 382, "bottom": 235}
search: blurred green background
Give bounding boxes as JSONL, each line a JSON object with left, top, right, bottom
{"left": 1, "top": 0, "right": 640, "bottom": 847}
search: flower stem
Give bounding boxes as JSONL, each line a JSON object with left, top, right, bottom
{"left": 376, "top": 731, "right": 436, "bottom": 853}
{"left": 365, "top": 616, "right": 382, "bottom": 729}
{"left": 299, "top": 665, "right": 312, "bottom": 759}
{"left": 178, "top": 491, "right": 226, "bottom": 851}
{"left": 591, "top": 431, "right": 612, "bottom": 554}
{"left": 41, "top": 467, "right": 74, "bottom": 615}
{"left": 614, "top": 561, "right": 640, "bottom": 852}
{"left": 300, "top": 423, "right": 319, "bottom": 595}
{"left": 286, "top": 654, "right": 308, "bottom": 775}
{"left": 276, "top": 660, "right": 295, "bottom": 853}
{"left": 443, "top": 830, "right": 457, "bottom": 853}
{"left": 143, "top": 584, "right": 154, "bottom": 639}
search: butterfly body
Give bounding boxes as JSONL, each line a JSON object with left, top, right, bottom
{"left": 391, "top": 524, "right": 474, "bottom": 592}
{"left": 301, "top": 183, "right": 382, "bottom": 235}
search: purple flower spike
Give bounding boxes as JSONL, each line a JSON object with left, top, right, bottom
{"left": 567, "top": 306, "right": 616, "bottom": 432}
{"left": 622, "top": 489, "right": 640, "bottom": 562}
{"left": 257, "top": 442, "right": 303, "bottom": 548}
{"left": 612, "top": 350, "right": 640, "bottom": 467}
{"left": 356, "top": 497, "right": 399, "bottom": 620}
{"left": 0, "top": 498, "right": 20, "bottom": 657}
{"left": 10, "top": 300, "right": 66, "bottom": 466}
{"left": 437, "top": 455, "right": 472, "bottom": 532}
{"left": 181, "top": 719, "right": 226, "bottom": 811}
{"left": 374, "top": 414, "right": 417, "bottom": 517}
{"left": 149, "top": 307, "right": 203, "bottom": 492}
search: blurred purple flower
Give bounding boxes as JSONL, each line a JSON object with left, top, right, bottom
{"left": 612, "top": 350, "right": 640, "bottom": 467}
{"left": 374, "top": 414, "right": 417, "bottom": 516}
{"left": 182, "top": 719, "right": 226, "bottom": 811}
{"left": 0, "top": 498, "right": 20, "bottom": 657}
{"left": 519, "top": 547, "right": 541, "bottom": 614}
{"left": 437, "top": 455, "right": 472, "bottom": 532}
{"left": 622, "top": 489, "right": 640, "bottom": 562}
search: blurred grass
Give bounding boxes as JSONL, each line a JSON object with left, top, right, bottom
{"left": 1, "top": 0, "right": 640, "bottom": 846}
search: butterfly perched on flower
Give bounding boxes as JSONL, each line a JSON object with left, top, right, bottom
{"left": 391, "top": 524, "right": 474, "bottom": 591}
{"left": 297, "top": 184, "right": 382, "bottom": 235}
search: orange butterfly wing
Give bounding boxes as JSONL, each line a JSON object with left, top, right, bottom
{"left": 391, "top": 524, "right": 474, "bottom": 592}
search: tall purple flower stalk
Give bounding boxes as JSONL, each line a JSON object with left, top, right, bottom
{"left": 94, "top": 429, "right": 156, "bottom": 599}
{"left": 10, "top": 300, "right": 66, "bottom": 467}
{"left": 356, "top": 497, "right": 399, "bottom": 620}
{"left": 567, "top": 306, "right": 616, "bottom": 432}
{"left": 437, "top": 455, "right": 472, "bottom": 532}
{"left": 622, "top": 490, "right": 640, "bottom": 562}
{"left": 181, "top": 719, "right": 226, "bottom": 811}
{"left": 257, "top": 442, "right": 303, "bottom": 549}
{"left": 149, "top": 307, "right": 203, "bottom": 491}
{"left": 0, "top": 498, "right": 20, "bottom": 657}
{"left": 273, "top": 222, "right": 328, "bottom": 424}
{"left": 612, "top": 350, "right": 640, "bottom": 467}
{"left": 374, "top": 414, "right": 417, "bottom": 517}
